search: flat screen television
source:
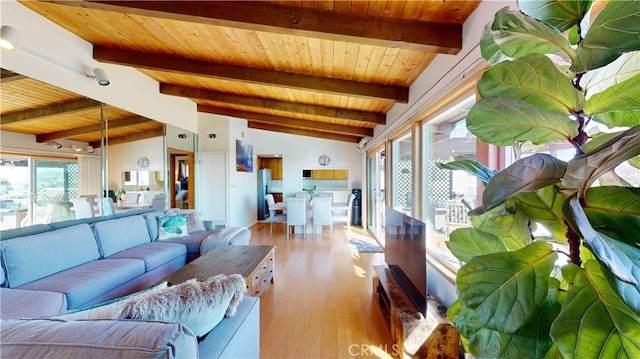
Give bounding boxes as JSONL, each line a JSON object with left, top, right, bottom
{"left": 384, "top": 207, "right": 427, "bottom": 316}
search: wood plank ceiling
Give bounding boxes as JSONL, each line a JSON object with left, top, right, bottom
{"left": 3, "top": 0, "right": 480, "bottom": 145}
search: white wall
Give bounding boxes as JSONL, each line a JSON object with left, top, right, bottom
{"left": 198, "top": 113, "right": 230, "bottom": 151}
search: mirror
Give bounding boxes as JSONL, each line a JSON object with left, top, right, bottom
{"left": 122, "top": 171, "right": 164, "bottom": 191}
{"left": 301, "top": 169, "right": 349, "bottom": 191}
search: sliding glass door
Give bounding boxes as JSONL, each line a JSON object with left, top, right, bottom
{"left": 33, "top": 159, "right": 78, "bottom": 225}
{"left": 0, "top": 156, "right": 78, "bottom": 229}
{"left": 367, "top": 148, "right": 386, "bottom": 240}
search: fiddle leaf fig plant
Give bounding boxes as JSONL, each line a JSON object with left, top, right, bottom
{"left": 440, "top": 1, "right": 640, "bottom": 358}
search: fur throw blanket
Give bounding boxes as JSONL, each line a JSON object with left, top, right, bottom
{"left": 117, "top": 274, "right": 246, "bottom": 321}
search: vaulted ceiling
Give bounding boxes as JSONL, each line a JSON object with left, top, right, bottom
{"left": 2, "top": 0, "right": 480, "bottom": 145}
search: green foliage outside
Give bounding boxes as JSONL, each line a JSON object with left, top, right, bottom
{"left": 439, "top": 1, "right": 640, "bottom": 358}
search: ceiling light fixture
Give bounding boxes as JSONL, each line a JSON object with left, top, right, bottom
{"left": 92, "top": 68, "right": 110, "bottom": 86}
{"left": 47, "top": 141, "right": 63, "bottom": 149}
{"left": 85, "top": 145, "right": 95, "bottom": 153}
{"left": 71, "top": 145, "right": 83, "bottom": 152}
{"left": 0, "top": 25, "right": 20, "bottom": 51}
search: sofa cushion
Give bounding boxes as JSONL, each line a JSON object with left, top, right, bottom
{"left": 142, "top": 211, "right": 164, "bottom": 240}
{"left": 0, "top": 288, "right": 67, "bottom": 319}
{"left": 92, "top": 216, "right": 152, "bottom": 257}
{"left": 0, "top": 224, "right": 100, "bottom": 288}
{"left": 106, "top": 242, "right": 187, "bottom": 272}
{"left": 157, "top": 215, "right": 188, "bottom": 240}
{"left": 0, "top": 318, "right": 199, "bottom": 359}
{"left": 0, "top": 224, "right": 53, "bottom": 241}
{"left": 118, "top": 274, "right": 246, "bottom": 337}
{"left": 17, "top": 259, "right": 145, "bottom": 309}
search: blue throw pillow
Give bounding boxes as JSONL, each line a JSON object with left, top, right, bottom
{"left": 157, "top": 215, "right": 188, "bottom": 240}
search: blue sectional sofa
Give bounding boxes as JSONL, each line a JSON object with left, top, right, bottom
{"left": 0, "top": 209, "right": 257, "bottom": 358}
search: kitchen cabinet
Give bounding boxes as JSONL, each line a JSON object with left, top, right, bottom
{"left": 259, "top": 158, "right": 282, "bottom": 180}
{"left": 312, "top": 169, "right": 333, "bottom": 180}
{"left": 333, "top": 169, "right": 348, "bottom": 180}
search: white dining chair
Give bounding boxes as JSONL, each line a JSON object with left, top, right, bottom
{"left": 95, "top": 197, "right": 116, "bottom": 216}
{"left": 266, "top": 194, "right": 287, "bottom": 233}
{"left": 286, "top": 197, "right": 309, "bottom": 239}
{"left": 295, "top": 191, "right": 311, "bottom": 201}
{"left": 311, "top": 196, "right": 333, "bottom": 238}
{"left": 150, "top": 194, "right": 166, "bottom": 210}
{"left": 332, "top": 193, "right": 355, "bottom": 231}
{"left": 122, "top": 193, "right": 140, "bottom": 204}
{"left": 314, "top": 192, "right": 333, "bottom": 204}
{"left": 70, "top": 197, "right": 95, "bottom": 219}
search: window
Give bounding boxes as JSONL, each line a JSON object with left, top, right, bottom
{"left": 391, "top": 133, "right": 412, "bottom": 212}
{"left": 421, "top": 95, "right": 477, "bottom": 263}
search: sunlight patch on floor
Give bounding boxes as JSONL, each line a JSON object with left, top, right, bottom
{"left": 353, "top": 263, "right": 367, "bottom": 278}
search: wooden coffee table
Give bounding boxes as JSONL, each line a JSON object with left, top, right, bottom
{"left": 161, "top": 245, "right": 275, "bottom": 297}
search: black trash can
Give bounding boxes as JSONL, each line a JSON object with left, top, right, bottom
{"left": 351, "top": 189, "right": 362, "bottom": 226}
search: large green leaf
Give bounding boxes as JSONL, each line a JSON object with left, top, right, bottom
{"left": 518, "top": 0, "right": 592, "bottom": 32}
{"left": 562, "top": 126, "right": 640, "bottom": 195}
{"left": 592, "top": 112, "right": 640, "bottom": 130}
{"left": 581, "top": 130, "right": 625, "bottom": 154}
{"left": 551, "top": 261, "right": 640, "bottom": 359}
{"left": 581, "top": 51, "right": 640, "bottom": 100}
{"left": 481, "top": 22, "right": 511, "bottom": 65}
{"left": 515, "top": 185, "right": 568, "bottom": 240}
{"left": 467, "top": 97, "right": 579, "bottom": 146}
{"left": 466, "top": 322, "right": 553, "bottom": 359}
{"left": 478, "top": 54, "right": 584, "bottom": 113}
{"left": 471, "top": 203, "right": 532, "bottom": 250}
{"left": 571, "top": 1, "right": 640, "bottom": 72}
{"left": 482, "top": 154, "right": 567, "bottom": 212}
{"left": 584, "top": 186, "right": 640, "bottom": 249}
{"left": 436, "top": 160, "right": 498, "bottom": 186}
{"left": 490, "top": 7, "right": 576, "bottom": 62}
{"left": 454, "top": 273, "right": 563, "bottom": 359}
{"left": 585, "top": 73, "right": 640, "bottom": 128}
{"left": 457, "top": 241, "right": 557, "bottom": 333}
{"left": 568, "top": 198, "right": 636, "bottom": 285}
{"left": 447, "top": 228, "right": 507, "bottom": 263}
{"left": 601, "top": 237, "right": 640, "bottom": 314}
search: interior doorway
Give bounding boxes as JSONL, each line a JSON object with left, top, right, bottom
{"left": 256, "top": 155, "right": 283, "bottom": 221}
{"left": 169, "top": 151, "right": 195, "bottom": 209}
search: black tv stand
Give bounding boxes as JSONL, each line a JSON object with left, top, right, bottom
{"left": 373, "top": 265, "right": 461, "bottom": 358}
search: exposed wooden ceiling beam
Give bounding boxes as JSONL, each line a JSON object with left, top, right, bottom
{"left": 198, "top": 105, "right": 373, "bottom": 137}
{"left": 94, "top": 46, "right": 408, "bottom": 103}
{"left": 90, "top": 128, "right": 164, "bottom": 148}
{"left": 1, "top": 98, "right": 100, "bottom": 125}
{"left": 36, "top": 116, "right": 152, "bottom": 142}
{"left": 1, "top": 69, "right": 27, "bottom": 83}
{"left": 248, "top": 122, "right": 360, "bottom": 143}
{"left": 56, "top": 1, "right": 462, "bottom": 54}
{"left": 161, "top": 84, "right": 385, "bottom": 125}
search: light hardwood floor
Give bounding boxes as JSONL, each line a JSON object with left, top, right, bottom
{"left": 249, "top": 222, "right": 396, "bottom": 358}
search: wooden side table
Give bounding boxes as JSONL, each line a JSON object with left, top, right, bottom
{"left": 161, "top": 245, "right": 275, "bottom": 297}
